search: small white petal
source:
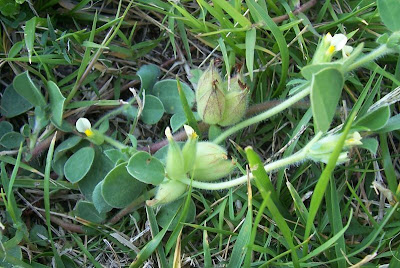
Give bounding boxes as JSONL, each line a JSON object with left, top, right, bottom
{"left": 76, "top": 118, "right": 91, "bottom": 133}
{"left": 183, "top": 125, "right": 194, "bottom": 137}
{"left": 331, "top": 34, "right": 348, "bottom": 51}
{"left": 342, "top": 45, "right": 353, "bottom": 58}
{"left": 325, "top": 32, "right": 333, "bottom": 42}
{"left": 165, "top": 127, "right": 172, "bottom": 140}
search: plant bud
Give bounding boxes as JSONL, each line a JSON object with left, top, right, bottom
{"left": 182, "top": 125, "right": 198, "bottom": 173}
{"left": 190, "top": 142, "right": 235, "bottom": 181}
{"left": 196, "top": 61, "right": 225, "bottom": 124}
{"left": 75, "top": 118, "right": 104, "bottom": 145}
{"left": 146, "top": 178, "right": 187, "bottom": 206}
{"left": 165, "top": 127, "right": 185, "bottom": 180}
{"left": 308, "top": 131, "right": 362, "bottom": 165}
{"left": 219, "top": 76, "right": 249, "bottom": 126}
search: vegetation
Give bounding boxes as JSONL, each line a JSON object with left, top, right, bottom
{"left": 1, "top": 0, "right": 400, "bottom": 267}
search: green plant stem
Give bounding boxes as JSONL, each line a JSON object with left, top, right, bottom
{"left": 178, "top": 132, "right": 322, "bottom": 190}
{"left": 213, "top": 87, "right": 311, "bottom": 144}
{"left": 346, "top": 44, "right": 394, "bottom": 72}
{"left": 103, "top": 135, "right": 127, "bottom": 150}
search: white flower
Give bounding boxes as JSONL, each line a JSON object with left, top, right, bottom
{"left": 330, "top": 34, "right": 348, "bottom": 52}
{"left": 76, "top": 118, "right": 94, "bottom": 137}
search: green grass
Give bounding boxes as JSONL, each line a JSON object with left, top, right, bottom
{"left": 1, "top": 0, "right": 400, "bottom": 267}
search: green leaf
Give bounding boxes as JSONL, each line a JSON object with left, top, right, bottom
{"left": 0, "top": 121, "right": 13, "bottom": 138}
{"left": 13, "top": 72, "right": 46, "bottom": 107}
{"left": 157, "top": 198, "right": 196, "bottom": 231}
{"left": 47, "top": 81, "right": 66, "bottom": 126}
{"left": 29, "top": 225, "right": 48, "bottom": 247}
{"left": 177, "top": 78, "right": 200, "bottom": 134}
{"left": 78, "top": 149, "right": 114, "bottom": 201}
{"left": 378, "top": 0, "right": 400, "bottom": 32}
{"left": 310, "top": 68, "right": 344, "bottom": 132}
{"left": 213, "top": 0, "right": 251, "bottom": 27}
{"left": 8, "top": 41, "right": 24, "bottom": 58}
{"left": 102, "top": 162, "right": 145, "bottom": 208}
{"left": 0, "top": 85, "right": 33, "bottom": 118}
{"left": 64, "top": 147, "right": 95, "bottom": 183}
{"left": 126, "top": 151, "right": 165, "bottom": 185}
{"left": 0, "top": 0, "right": 20, "bottom": 17}
{"left": 245, "top": 27, "right": 256, "bottom": 81}
{"left": 141, "top": 95, "right": 164, "bottom": 125}
{"left": 24, "top": 17, "right": 37, "bottom": 64}
{"left": 301, "top": 63, "right": 343, "bottom": 81}
{"left": 0, "top": 132, "right": 24, "bottom": 149}
{"left": 353, "top": 106, "right": 391, "bottom": 131}
{"left": 377, "top": 114, "right": 400, "bottom": 133}
{"left": 208, "top": 125, "right": 222, "bottom": 141}
{"left": 359, "top": 138, "right": 379, "bottom": 154}
{"left": 152, "top": 79, "right": 195, "bottom": 114}
{"left": 170, "top": 112, "right": 187, "bottom": 133}
{"left": 53, "top": 136, "right": 82, "bottom": 162}
{"left": 74, "top": 200, "right": 107, "bottom": 224}
{"left": 92, "top": 181, "right": 113, "bottom": 214}
{"left": 137, "top": 64, "right": 160, "bottom": 92}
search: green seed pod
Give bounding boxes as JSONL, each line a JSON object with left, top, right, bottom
{"left": 182, "top": 125, "right": 198, "bottom": 173}
{"left": 190, "top": 142, "right": 235, "bottom": 181}
{"left": 146, "top": 178, "right": 187, "bottom": 206}
{"left": 219, "top": 76, "right": 249, "bottom": 127}
{"left": 165, "top": 127, "right": 185, "bottom": 180}
{"left": 196, "top": 61, "right": 225, "bottom": 124}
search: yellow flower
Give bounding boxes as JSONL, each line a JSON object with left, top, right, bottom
{"left": 76, "top": 118, "right": 94, "bottom": 137}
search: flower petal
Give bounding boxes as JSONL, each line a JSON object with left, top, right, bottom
{"left": 76, "top": 118, "right": 91, "bottom": 133}
{"left": 331, "top": 34, "right": 348, "bottom": 51}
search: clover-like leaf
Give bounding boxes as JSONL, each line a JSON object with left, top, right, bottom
{"left": 64, "top": 147, "right": 95, "bottom": 183}
{"left": 126, "top": 151, "right": 165, "bottom": 185}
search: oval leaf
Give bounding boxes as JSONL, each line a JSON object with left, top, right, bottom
{"left": 64, "top": 147, "right": 95, "bottom": 183}
{"left": 92, "top": 181, "right": 113, "bottom": 214}
{"left": 378, "top": 0, "right": 400, "bottom": 32}
{"left": 141, "top": 95, "right": 164, "bottom": 125}
{"left": 48, "top": 81, "right": 66, "bottom": 126}
{"left": 0, "top": 85, "right": 33, "bottom": 118}
{"left": 152, "top": 79, "right": 195, "bottom": 114}
{"left": 354, "top": 106, "right": 390, "bottom": 131}
{"left": 13, "top": 72, "right": 46, "bottom": 107}
{"left": 311, "top": 68, "right": 344, "bottom": 132}
{"left": 102, "top": 162, "right": 145, "bottom": 208}
{"left": 74, "top": 200, "right": 107, "bottom": 224}
{"left": 127, "top": 151, "right": 165, "bottom": 185}
{"left": 0, "top": 132, "right": 24, "bottom": 149}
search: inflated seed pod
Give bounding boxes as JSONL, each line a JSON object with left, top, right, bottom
{"left": 196, "top": 61, "right": 226, "bottom": 124}
{"left": 146, "top": 178, "right": 187, "bottom": 206}
{"left": 190, "top": 142, "right": 235, "bottom": 181}
{"left": 219, "top": 76, "right": 249, "bottom": 127}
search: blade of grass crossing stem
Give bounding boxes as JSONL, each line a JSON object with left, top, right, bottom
{"left": 217, "top": 38, "right": 231, "bottom": 79}
{"left": 264, "top": 192, "right": 300, "bottom": 267}
{"left": 300, "top": 210, "right": 353, "bottom": 262}
{"left": 246, "top": 0, "right": 289, "bottom": 96}
{"left": 245, "top": 147, "right": 285, "bottom": 214}
{"left": 6, "top": 144, "right": 23, "bottom": 224}
{"left": 176, "top": 16, "right": 192, "bottom": 64}
{"left": 44, "top": 134, "right": 65, "bottom": 268}
{"left": 173, "top": 230, "right": 182, "bottom": 268}
{"left": 244, "top": 193, "right": 269, "bottom": 267}
{"left": 218, "top": 198, "right": 228, "bottom": 250}
{"left": 326, "top": 176, "right": 346, "bottom": 268}
{"left": 212, "top": 0, "right": 252, "bottom": 28}
{"left": 130, "top": 206, "right": 178, "bottom": 268}
{"left": 303, "top": 112, "right": 357, "bottom": 256}
{"left": 227, "top": 199, "right": 252, "bottom": 267}
{"left": 71, "top": 234, "right": 103, "bottom": 268}
{"left": 203, "top": 228, "right": 212, "bottom": 268}
{"left": 146, "top": 203, "right": 169, "bottom": 268}
{"left": 379, "top": 133, "right": 397, "bottom": 195}
{"left": 246, "top": 27, "right": 256, "bottom": 81}
{"left": 177, "top": 77, "right": 200, "bottom": 134}
{"left": 168, "top": 8, "right": 177, "bottom": 58}
{"left": 166, "top": 183, "right": 193, "bottom": 254}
